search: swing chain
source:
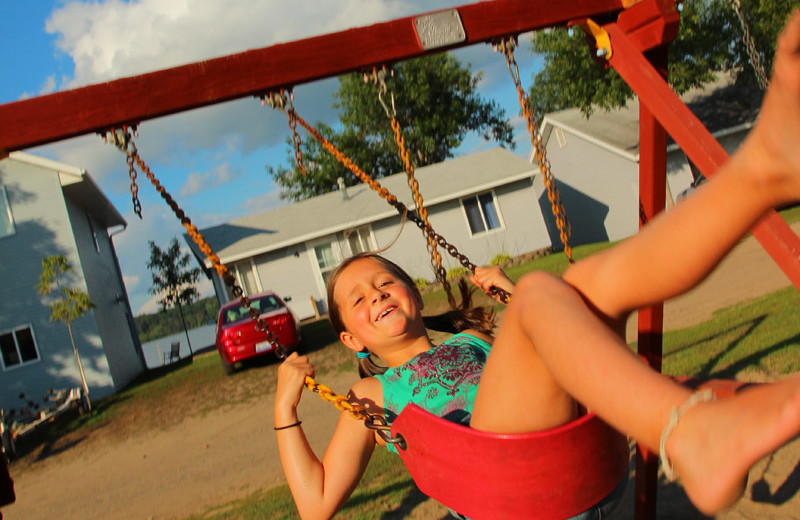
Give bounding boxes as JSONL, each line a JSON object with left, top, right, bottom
{"left": 497, "top": 37, "right": 574, "bottom": 264}
{"left": 366, "top": 67, "right": 457, "bottom": 309}
{"left": 261, "top": 91, "right": 308, "bottom": 176}
{"left": 304, "top": 376, "right": 406, "bottom": 447}
{"left": 729, "top": 0, "right": 769, "bottom": 91}
{"left": 103, "top": 127, "right": 143, "bottom": 219}
{"left": 365, "top": 67, "right": 396, "bottom": 118}
{"left": 103, "top": 128, "right": 289, "bottom": 359}
{"left": 388, "top": 198, "right": 511, "bottom": 304}
{"left": 284, "top": 108, "right": 512, "bottom": 305}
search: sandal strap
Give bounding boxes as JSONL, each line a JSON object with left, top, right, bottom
{"left": 659, "top": 388, "right": 717, "bottom": 481}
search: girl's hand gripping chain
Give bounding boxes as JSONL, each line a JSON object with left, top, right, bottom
{"left": 471, "top": 266, "right": 515, "bottom": 305}
{"left": 275, "top": 352, "right": 315, "bottom": 427}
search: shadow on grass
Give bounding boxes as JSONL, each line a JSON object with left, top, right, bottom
{"left": 659, "top": 314, "right": 799, "bottom": 379}
{"left": 339, "top": 479, "right": 447, "bottom": 520}
{"left": 750, "top": 453, "right": 800, "bottom": 506}
{"left": 139, "top": 355, "right": 194, "bottom": 381}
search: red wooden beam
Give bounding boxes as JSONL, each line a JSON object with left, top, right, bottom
{"left": 606, "top": 22, "right": 800, "bottom": 291}
{"left": 0, "top": 0, "right": 626, "bottom": 154}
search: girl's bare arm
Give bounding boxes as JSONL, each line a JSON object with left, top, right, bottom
{"left": 275, "top": 355, "right": 381, "bottom": 519}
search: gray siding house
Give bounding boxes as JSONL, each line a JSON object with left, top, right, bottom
{"left": 0, "top": 152, "right": 144, "bottom": 411}
{"left": 189, "top": 148, "right": 552, "bottom": 320}
{"left": 535, "top": 75, "right": 762, "bottom": 246}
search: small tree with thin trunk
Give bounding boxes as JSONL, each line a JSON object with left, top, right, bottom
{"left": 147, "top": 238, "right": 201, "bottom": 357}
{"left": 37, "top": 255, "right": 94, "bottom": 412}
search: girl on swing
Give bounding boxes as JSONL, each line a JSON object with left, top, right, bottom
{"left": 276, "top": 10, "right": 800, "bottom": 520}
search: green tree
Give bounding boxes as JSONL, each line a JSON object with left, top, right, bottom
{"left": 528, "top": 0, "right": 797, "bottom": 117}
{"left": 37, "top": 255, "right": 94, "bottom": 412}
{"left": 270, "top": 53, "right": 514, "bottom": 201}
{"left": 147, "top": 238, "right": 201, "bottom": 356}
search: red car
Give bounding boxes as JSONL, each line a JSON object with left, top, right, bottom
{"left": 215, "top": 292, "right": 302, "bottom": 374}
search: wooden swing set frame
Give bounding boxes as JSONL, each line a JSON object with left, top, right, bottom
{"left": 2, "top": 1, "right": 799, "bottom": 518}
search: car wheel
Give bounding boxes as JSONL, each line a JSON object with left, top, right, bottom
{"left": 222, "top": 359, "right": 236, "bottom": 376}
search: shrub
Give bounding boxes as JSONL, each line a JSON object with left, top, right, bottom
{"left": 489, "top": 253, "right": 511, "bottom": 266}
{"left": 446, "top": 266, "right": 470, "bottom": 280}
{"left": 414, "top": 277, "right": 428, "bottom": 289}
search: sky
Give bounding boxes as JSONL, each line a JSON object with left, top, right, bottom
{"left": 1, "top": 0, "right": 541, "bottom": 316}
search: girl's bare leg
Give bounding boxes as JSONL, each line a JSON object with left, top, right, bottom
{"left": 474, "top": 271, "right": 800, "bottom": 514}
{"left": 473, "top": 10, "right": 800, "bottom": 515}
{"left": 564, "top": 8, "right": 800, "bottom": 320}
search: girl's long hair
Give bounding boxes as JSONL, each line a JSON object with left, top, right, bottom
{"left": 326, "top": 253, "right": 496, "bottom": 378}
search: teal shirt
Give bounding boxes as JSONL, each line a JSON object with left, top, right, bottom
{"left": 374, "top": 333, "right": 492, "bottom": 454}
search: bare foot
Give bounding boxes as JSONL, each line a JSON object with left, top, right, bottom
{"left": 738, "top": 9, "right": 800, "bottom": 206}
{"left": 665, "top": 375, "right": 800, "bottom": 515}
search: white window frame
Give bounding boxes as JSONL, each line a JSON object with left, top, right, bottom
{"left": 0, "top": 324, "right": 41, "bottom": 371}
{"left": 0, "top": 185, "right": 16, "bottom": 239}
{"left": 307, "top": 237, "right": 342, "bottom": 295}
{"left": 344, "top": 225, "right": 376, "bottom": 256}
{"left": 460, "top": 190, "right": 504, "bottom": 237}
{"left": 234, "top": 258, "right": 263, "bottom": 296}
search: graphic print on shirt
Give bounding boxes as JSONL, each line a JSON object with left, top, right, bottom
{"left": 383, "top": 335, "right": 488, "bottom": 421}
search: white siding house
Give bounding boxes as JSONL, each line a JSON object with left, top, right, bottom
{"left": 535, "top": 75, "right": 763, "bottom": 246}
{"left": 0, "top": 152, "right": 144, "bottom": 411}
{"left": 188, "top": 148, "right": 553, "bottom": 319}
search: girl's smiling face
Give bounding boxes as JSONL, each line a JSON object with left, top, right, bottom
{"left": 333, "top": 257, "right": 425, "bottom": 353}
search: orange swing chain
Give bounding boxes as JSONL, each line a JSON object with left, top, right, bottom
{"left": 263, "top": 92, "right": 511, "bottom": 305}
{"left": 369, "top": 67, "right": 456, "bottom": 309}
{"left": 103, "top": 127, "right": 287, "bottom": 358}
{"left": 497, "top": 37, "right": 574, "bottom": 264}
{"left": 105, "top": 125, "right": 403, "bottom": 444}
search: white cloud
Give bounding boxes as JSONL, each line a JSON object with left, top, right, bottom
{"left": 135, "top": 293, "right": 162, "bottom": 316}
{"left": 179, "top": 162, "right": 243, "bottom": 197}
{"left": 123, "top": 274, "right": 140, "bottom": 292}
{"left": 39, "top": 75, "right": 57, "bottom": 95}
{"left": 45, "top": 0, "right": 423, "bottom": 88}
{"left": 35, "top": 0, "right": 505, "bottom": 177}
{"left": 237, "top": 189, "right": 288, "bottom": 215}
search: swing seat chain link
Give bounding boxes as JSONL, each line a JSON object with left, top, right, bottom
{"left": 304, "top": 376, "right": 406, "bottom": 447}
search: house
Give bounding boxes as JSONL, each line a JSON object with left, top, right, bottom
{"left": 188, "top": 147, "right": 552, "bottom": 319}
{"left": 0, "top": 152, "right": 144, "bottom": 412}
{"left": 535, "top": 75, "right": 763, "bottom": 246}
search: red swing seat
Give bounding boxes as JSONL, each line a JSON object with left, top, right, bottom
{"left": 391, "top": 404, "right": 630, "bottom": 520}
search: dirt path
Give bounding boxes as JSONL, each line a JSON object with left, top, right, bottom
{"left": 3, "top": 224, "right": 800, "bottom": 520}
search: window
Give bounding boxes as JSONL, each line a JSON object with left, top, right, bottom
{"left": 462, "top": 191, "right": 501, "bottom": 235}
{"left": 314, "top": 242, "right": 340, "bottom": 287}
{"left": 346, "top": 226, "right": 374, "bottom": 256}
{"left": 0, "top": 185, "right": 16, "bottom": 238}
{"left": 0, "top": 326, "right": 40, "bottom": 370}
{"left": 87, "top": 211, "right": 100, "bottom": 253}
{"left": 555, "top": 127, "right": 567, "bottom": 148}
{"left": 223, "top": 259, "right": 262, "bottom": 300}
{"left": 223, "top": 294, "right": 283, "bottom": 324}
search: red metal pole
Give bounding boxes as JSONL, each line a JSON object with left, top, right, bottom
{"left": 634, "top": 44, "right": 668, "bottom": 520}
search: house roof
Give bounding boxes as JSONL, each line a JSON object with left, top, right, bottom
{"left": 6, "top": 151, "right": 126, "bottom": 228}
{"left": 540, "top": 74, "right": 763, "bottom": 161}
{"left": 192, "top": 147, "right": 534, "bottom": 267}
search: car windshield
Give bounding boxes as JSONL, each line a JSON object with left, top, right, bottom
{"left": 222, "top": 295, "right": 283, "bottom": 324}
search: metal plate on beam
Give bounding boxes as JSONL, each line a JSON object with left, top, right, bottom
{"left": 414, "top": 10, "right": 466, "bottom": 50}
